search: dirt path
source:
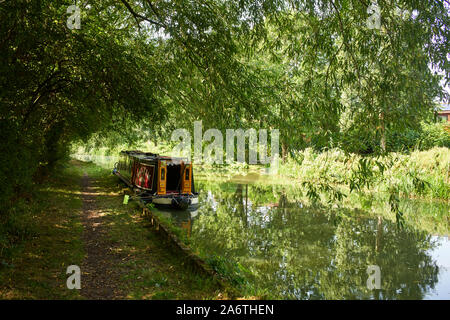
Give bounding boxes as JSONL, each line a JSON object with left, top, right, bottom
{"left": 75, "top": 162, "right": 224, "bottom": 300}
{"left": 80, "top": 172, "right": 125, "bottom": 299}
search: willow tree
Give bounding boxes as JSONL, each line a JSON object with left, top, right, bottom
{"left": 0, "top": 1, "right": 163, "bottom": 213}
{"left": 115, "top": 0, "right": 448, "bottom": 155}
{"left": 1, "top": 0, "right": 448, "bottom": 214}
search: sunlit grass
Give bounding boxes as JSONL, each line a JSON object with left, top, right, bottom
{"left": 0, "top": 161, "right": 85, "bottom": 299}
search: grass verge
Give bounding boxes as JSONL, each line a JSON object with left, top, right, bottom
{"left": 0, "top": 160, "right": 229, "bottom": 299}
{"left": 0, "top": 162, "right": 84, "bottom": 299}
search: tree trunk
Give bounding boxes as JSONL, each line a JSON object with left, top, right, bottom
{"left": 379, "top": 112, "right": 386, "bottom": 153}
{"left": 281, "top": 142, "right": 288, "bottom": 162}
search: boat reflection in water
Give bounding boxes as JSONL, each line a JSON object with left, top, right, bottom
{"left": 156, "top": 207, "right": 199, "bottom": 238}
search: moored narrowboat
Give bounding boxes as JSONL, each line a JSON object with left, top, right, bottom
{"left": 113, "top": 150, "right": 198, "bottom": 210}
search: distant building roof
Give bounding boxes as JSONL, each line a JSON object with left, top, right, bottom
{"left": 439, "top": 103, "right": 450, "bottom": 112}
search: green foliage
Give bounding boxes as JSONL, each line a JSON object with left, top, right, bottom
{"left": 0, "top": 200, "right": 37, "bottom": 259}
{"left": 189, "top": 177, "right": 448, "bottom": 299}
{"left": 387, "top": 121, "right": 450, "bottom": 151}
{"left": 0, "top": 0, "right": 162, "bottom": 220}
{"left": 0, "top": 162, "right": 85, "bottom": 299}
{"left": 1, "top": 0, "right": 449, "bottom": 254}
{"left": 151, "top": 291, "right": 176, "bottom": 300}
{"left": 417, "top": 122, "right": 450, "bottom": 150}
{"left": 388, "top": 188, "right": 405, "bottom": 229}
{"left": 280, "top": 147, "right": 450, "bottom": 200}
{"left": 203, "top": 254, "right": 250, "bottom": 287}
{"left": 149, "top": 207, "right": 191, "bottom": 246}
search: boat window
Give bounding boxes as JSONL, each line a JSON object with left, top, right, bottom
{"left": 161, "top": 168, "right": 165, "bottom": 180}
{"left": 185, "top": 168, "right": 190, "bottom": 180}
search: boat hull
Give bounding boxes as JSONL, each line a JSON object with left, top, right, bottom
{"left": 148, "top": 195, "right": 199, "bottom": 211}
{"left": 113, "top": 170, "right": 199, "bottom": 210}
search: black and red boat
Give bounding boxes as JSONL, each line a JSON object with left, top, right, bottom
{"left": 113, "top": 150, "right": 198, "bottom": 210}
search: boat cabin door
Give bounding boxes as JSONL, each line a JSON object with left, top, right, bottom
{"left": 181, "top": 163, "right": 192, "bottom": 194}
{"left": 158, "top": 160, "right": 167, "bottom": 194}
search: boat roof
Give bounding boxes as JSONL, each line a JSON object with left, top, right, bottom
{"left": 120, "top": 150, "right": 190, "bottom": 163}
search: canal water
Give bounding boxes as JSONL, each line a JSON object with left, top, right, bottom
{"left": 73, "top": 154, "right": 450, "bottom": 299}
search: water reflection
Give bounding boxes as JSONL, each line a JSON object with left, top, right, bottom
{"left": 72, "top": 155, "right": 450, "bottom": 299}
{"left": 425, "top": 236, "right": 450, "bottom": 299}
{"left": 185, "top": 181, "right": 449, "bottom": 299}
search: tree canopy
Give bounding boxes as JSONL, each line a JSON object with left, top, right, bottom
{"left": 1, "top": 0, "right": 449, "bottom": 213}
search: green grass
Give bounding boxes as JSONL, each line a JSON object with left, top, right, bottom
{"left": 0, "top": 160, "right": 233, "bottom": 300}
{"left": 148, "top": 208, "right": 192, "bottom": 246}
{"left": 0, "top": 162, "right": 85, "bottom": 299}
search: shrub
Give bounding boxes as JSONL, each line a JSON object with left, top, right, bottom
{"left": 418, "top": 122, "right": 450, "bottom": 150}
{"left": 387, "top": 121, "right": 450, "bottom": 152}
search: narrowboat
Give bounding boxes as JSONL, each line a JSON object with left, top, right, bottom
{"left": 113, "top": 150, "right": 199, "bottom": 210}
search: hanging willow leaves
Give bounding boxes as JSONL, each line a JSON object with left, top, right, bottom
{"left": 0, "top": 0, "right": 448, "bottom": 217}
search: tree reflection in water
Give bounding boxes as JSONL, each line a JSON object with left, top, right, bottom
{"left": 171, "top": 180, "right": 447, "bottom": 299}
